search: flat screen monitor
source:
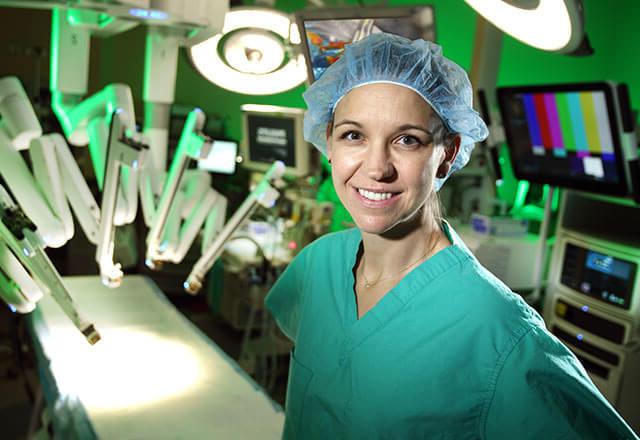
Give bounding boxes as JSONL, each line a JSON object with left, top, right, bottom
{"left": 240, "top": 104, "right": 310, "bottom": 178}
{"left": 561, "top": 242, "right": 637, "bottom": 310}
{"left": 296, "top": 6, "right": 436, "bottom": 83}
{"left": 197, "top": 139, "right": 238, "bottom": 175}
{"left": 497, "top": 82, "right": 634, "bottom": 196}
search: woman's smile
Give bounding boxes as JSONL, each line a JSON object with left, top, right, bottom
{"left": 353, "top": 186, "right": 401, "bottom": 206}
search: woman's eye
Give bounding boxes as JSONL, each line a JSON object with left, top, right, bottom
{"left": 397, "top": 135, "right": 423, "bottom": 147}
{"left": 340, "top": 130, "right": 362, "bottom": 142}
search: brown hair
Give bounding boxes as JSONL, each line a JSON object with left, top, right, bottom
{"left": 426, "top": 113, "right": 457, "bottom": 228}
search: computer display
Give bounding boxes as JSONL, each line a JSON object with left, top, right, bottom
{"left": 497, "top": 82, "right": 633, "bottom": 196}
{"left": 296, "top": 6, "right": 435, "bottom": 83}
{"left": 561, "top": 242, "right": 637, "bottom": 310}
{"left": 240, "top": 104, "right": 311, "bottom": 178}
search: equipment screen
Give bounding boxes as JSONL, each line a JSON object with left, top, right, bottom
{"left": 497, "top": 83, "right": 630, "bottom": 196}
{"left": 246, "top": 114, "right": 296, "bottom": 168}
{"left": 561, "top": 243, "right": 637, "bottom": 309}
{"left": 297, "top": 6, "right": 435, "bottom": 83}
{"left": 197, "top": 140, "right": 237, "bottom": 174}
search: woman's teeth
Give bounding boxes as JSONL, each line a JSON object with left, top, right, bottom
{"left": 358, "top": 189, "right": 393, "bottom": 201}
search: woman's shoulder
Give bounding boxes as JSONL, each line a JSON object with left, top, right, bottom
{"left": 454, "top": 253, "right": 543, "bottom": 325}
{"left": 439, "top": 222, "right": 544, "bottom": 326}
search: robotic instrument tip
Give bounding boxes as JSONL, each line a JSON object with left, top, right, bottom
{"left": 82, "top": 324, "right": 101, "bottom": 345}
{"left": 183, "top": 277, "right": 202, "bottom": 295}
{"left": 101, "top": 274, "right": 122, "bottom": 289}
{"left": 145, "top": 258, "right": 163, "bottom": 271}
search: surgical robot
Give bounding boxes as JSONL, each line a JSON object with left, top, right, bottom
{"left": 49, "top": 4, "right": 231, "bottom": 276}
{"left": 51, "top": 5, "right": 232, "bottom": 280}
{"left": 0, "top": 1, "right": 289, "bottom": 343}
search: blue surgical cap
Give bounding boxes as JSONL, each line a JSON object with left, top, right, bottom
{"left": 303, "top": 33, "right": 489, "bottom": 190}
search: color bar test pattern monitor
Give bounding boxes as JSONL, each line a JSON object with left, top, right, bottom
{"left": 497, "top": 82, "right": 636, "bottom": 196}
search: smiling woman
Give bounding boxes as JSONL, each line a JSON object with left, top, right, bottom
{"left": 265, "top": 33, "right": 639, "bottom": 439}
{"left": 326, "top": 83, "right": 458, "bottom": 314}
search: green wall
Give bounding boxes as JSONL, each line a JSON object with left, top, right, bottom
{"left": 94, "top": 0, "right": 640, "bottom": 142}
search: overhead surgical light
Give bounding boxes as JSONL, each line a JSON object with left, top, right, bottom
{"left": 464, "top": 0, "right": 592, "bottom": 55}
{"left": 189, "top": 7, "right": 307, "bottom": 95}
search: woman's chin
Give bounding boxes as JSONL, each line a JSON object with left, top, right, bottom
{"left": 353, "top": 216, "right": 397, "bottom": 235}
{"left": 353, "top": 210, "right": 426, "bottom": 238}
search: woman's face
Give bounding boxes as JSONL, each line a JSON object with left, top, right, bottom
{"left": 327, "top": 83, "right": 455, "bottom": 235}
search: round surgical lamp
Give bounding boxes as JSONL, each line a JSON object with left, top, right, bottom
{"left": 464, "top": 0, "right": 593, "bottom": 55}
{"left": 188, "top": 7, "right": 307, "bottom": 95}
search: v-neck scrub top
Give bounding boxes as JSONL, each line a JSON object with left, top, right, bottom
{"left": 265, "top": 224, "right": 638, "bottom": 439}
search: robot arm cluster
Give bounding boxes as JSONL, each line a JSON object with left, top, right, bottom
{"left": 0, "top": 2, "right": 287, "bottom": 347}
{"left": 0, "top": 76, "right": 102, "bottom": 343}
{"left": 1, "top": 2, "right": 285, "bottom": 310}
{"left": 50, "top": 6, "right": 230, "bottom": 279}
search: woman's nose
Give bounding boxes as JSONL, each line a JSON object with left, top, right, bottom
{"left": 365, "top": 146, "right": 394, "bottom": 181}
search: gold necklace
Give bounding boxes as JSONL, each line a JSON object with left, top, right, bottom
{"left": 360, "top": 235, "right": 439, "bottom": 288}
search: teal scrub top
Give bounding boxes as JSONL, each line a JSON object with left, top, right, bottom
{"left": 265, "top": 224, "right": 638, "bottom": 439}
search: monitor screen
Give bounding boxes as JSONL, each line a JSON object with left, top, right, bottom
{"left": 561, "top": 242, "right": 637, "bottom": 310}
{"left": 240, "top": 104, "right": 310, "bottom": 177}
{"left": 246, "top": 114, "right": 296, "bottom": 168}
{"left": 296, "top": 6, "right": 435, "bottom": 83}
{"left": 497, "top": 83, "right": 630, "bottom": 196}
{"left": 197, "top": 140, "right": 238, "bottom": 174}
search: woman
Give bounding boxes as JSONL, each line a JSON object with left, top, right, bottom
{"left": 266, "top": 33, "right": 637, "bottom": 439}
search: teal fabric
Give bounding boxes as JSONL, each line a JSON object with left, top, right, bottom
{"left": 265, "top": 224, "right": 638, "bottom": 439}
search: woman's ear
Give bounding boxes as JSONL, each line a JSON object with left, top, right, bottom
{"left": 436, "top": 135, "right": 461, "bottom": 178}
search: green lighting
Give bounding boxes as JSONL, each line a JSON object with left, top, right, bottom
{"left": 542, "top": 184, "right": 551, "bottom": 204}
{"left": 513, "top": 180, "right": 530, "bottom": 211}
{"left": 50, "top": 9, "right": 61, "bottom": 92}
{"left": 552, "top": 187, "right": 561, "bottom": 211}
{"left": 67, "top": 9, "right": 114, "bottom": 29}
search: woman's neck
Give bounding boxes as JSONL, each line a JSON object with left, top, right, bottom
{"left": 359, "top": 215, "right": 447, "bottom": 278}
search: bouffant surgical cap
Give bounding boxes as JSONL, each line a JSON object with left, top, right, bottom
{"left": 303, "top": 32, "right": 489, "bottom": 189}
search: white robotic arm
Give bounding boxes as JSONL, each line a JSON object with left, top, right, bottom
{"left": 162, "top": 172, "right": 227, "bottom": 264}
{"left": 97, "top": 109, "right": 148, "bottom": 287}
{"left": 50, "top": 8, "right": 140, "bottom": 226}
{"left": 0, "top": 186, "right": 100, "bottom": 345}
{"left": 144, "top": 108, "right": 227, "bottom": 268}
{"left": 141, "top": 0, "right": 228, "bottom": 188}
{"left": 0, "top": 76, "right": 100, "bottom": 247}
{"left": 0, "top": 76, "right": 103, "bottom": 342}
{"left": 137, "top": 1, "right": 227, "bottom": 223}
{"left": 184, "top": 161, "right": 285, "bottom": 294}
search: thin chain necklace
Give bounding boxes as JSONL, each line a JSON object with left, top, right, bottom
{"left": 360, "top": 234, "right": 439, "bottom": 288}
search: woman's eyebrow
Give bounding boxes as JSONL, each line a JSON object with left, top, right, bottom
{"left": 334, "top": 119, "right": 362, "bottom": 129}
{"left": 396, "top": 124, "right": 433, "bottom": 135}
